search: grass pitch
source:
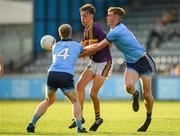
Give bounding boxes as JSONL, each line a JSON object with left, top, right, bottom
{"left": 0, "top": 100, "right": 180, "bottom": 136}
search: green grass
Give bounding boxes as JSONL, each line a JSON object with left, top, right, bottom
{"left": 0, "top": 100, "right": 180, "bottom": 136}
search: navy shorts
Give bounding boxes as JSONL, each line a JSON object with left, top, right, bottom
{"left": 125, "top": 53, "right": 156, "bottom": 76}
{"left": 47, "top": 71, "right": 74, "bottom": 93}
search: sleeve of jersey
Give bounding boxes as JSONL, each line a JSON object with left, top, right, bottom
{"left": 106, "top": 30, "right": 116, "bottom": 43}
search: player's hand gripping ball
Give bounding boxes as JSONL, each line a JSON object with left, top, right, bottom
{"left": 40, "top": 35, "right": 56, "bottom": 51}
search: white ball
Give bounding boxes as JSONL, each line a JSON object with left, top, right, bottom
{"left": 40, "top": 35, "right": 56, "bottom": 51}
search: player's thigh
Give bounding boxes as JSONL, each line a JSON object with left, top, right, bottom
{"left": 45, "top": 86, "right": 56, "bottom": 102}
{"left": 91, "top": 74, "right": 106, "bottom": 95}
{"left": 90, "top": 61, "right": 112, "bottom": 94}
{"left": 124, "top": 69, "right": 139, "bottom": 87}
{"left": 77, "top": 68, "right": 94, "bottom": 87}
{"left": 96, "top": 61, "right": 112, "bottom": 79}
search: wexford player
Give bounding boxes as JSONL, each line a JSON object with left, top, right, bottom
{"left": 26, "top": 24, "right": 87, "bottom": 133}
{"left": 68, "top": 4, "right": 112, "bottom": 131}
{"left": 84, "top": 7, "right": 156, "bottom": 132}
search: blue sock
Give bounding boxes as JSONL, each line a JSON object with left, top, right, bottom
{"left": 31, "top": 113, "right": 40, "bottom": 126}
{"left": 75, "top": 119, "right": 82, "bottom": 129}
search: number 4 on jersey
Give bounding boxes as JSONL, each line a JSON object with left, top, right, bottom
{"left": 57, "top": 48, "right": 70, "bottom": 60}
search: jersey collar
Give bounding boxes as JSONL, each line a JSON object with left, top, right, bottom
{"left": 115, "top": 22, "right": 121, "bottom": 27}
{"left": 61, "top": 39, "right": 72, "bottom": 41}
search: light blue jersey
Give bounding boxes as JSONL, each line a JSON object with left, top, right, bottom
{"left": 106, "top": 23, "right": 145, "bottom": 63}
{"left": 48, "top": 40, "right": 83, "bottom": 75}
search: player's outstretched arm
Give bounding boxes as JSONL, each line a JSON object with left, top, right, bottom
{"left": 84, "top": 39, "right": 111, "bottom": 53}
{"left": 79, "top": 49, "right": 96, "bottom": 57}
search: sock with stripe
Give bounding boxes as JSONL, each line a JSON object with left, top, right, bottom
{"left": 95, "top": 111, "right": 100, "bottom": 121}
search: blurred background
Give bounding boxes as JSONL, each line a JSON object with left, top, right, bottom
{"left": 0, "top": 0, "right": 180, "bottom": 100}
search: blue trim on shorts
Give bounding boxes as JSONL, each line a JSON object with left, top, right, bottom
{"left": 47, "top": 86, "right": 75, "bottom": 94}
{"left": 62, "top": 87, "right": 75, "bottom": 94}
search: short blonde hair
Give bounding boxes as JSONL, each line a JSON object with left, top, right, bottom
{"left": 80, "top": 3, "right": 96, "bottom": 15}
{"left": 108, "top": 7, "right": 125, "bottom": 17}
{"left": 58, "top": 24, "right": 72, "bottom": 39}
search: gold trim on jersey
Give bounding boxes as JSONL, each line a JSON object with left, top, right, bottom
{"left": 81, "top": 21, "right": 98, "bottom": 46}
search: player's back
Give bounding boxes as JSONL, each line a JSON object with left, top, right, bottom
{"left": 48, "top": 40, "right": 83, "bottom": 75}
{"left": 107, "top": 23, "right": 145, "bottom": 63}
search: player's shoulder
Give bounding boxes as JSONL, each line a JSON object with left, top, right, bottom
{"left": 118, "top": 23, "right": 128, "bottom": 31}
{"left": 71, "top": 40, "right": 81, "bottom": 45}
{"left": 70, "top": 41, "right": 82, "bottom": 49}
{"left": 112, "top": 23, "right": 126, "bottom": 34}
{"left": 55, "top": 40, "right": 80, "bottom": 47}
{"left": 61, "top": 40, "right": 80, "bottom": 45}
{"left": 53, "top": 41, "right": 60, "bottom": 48}
{"left": 93, "top": 22, "right": 101, "bottom": 27}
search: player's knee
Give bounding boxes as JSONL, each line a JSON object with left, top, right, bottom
{"left": 125, "top": 84, "right": 134, "bottom": 94}
{"left": 45, "top": 97, "right": 55, "bottom": 105}
{"left": 90, "top": 93, "right": 98, "bottom": 100}
{"left": 50, "top": 99, "right": 56, "bottom": 105}
{"left": 142, "top": 92, "right": 153, "bottom": 101}
{"left": 71, "top": 97, "right": 78, "bottom": 103}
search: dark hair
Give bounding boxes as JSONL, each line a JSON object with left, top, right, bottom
{"left": 80, "top": 4, "right": 96, "bottom": 15}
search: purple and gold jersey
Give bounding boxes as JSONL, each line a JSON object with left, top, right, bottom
{"left": 82, "top": 22, "right": 112, "bottom": 63}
